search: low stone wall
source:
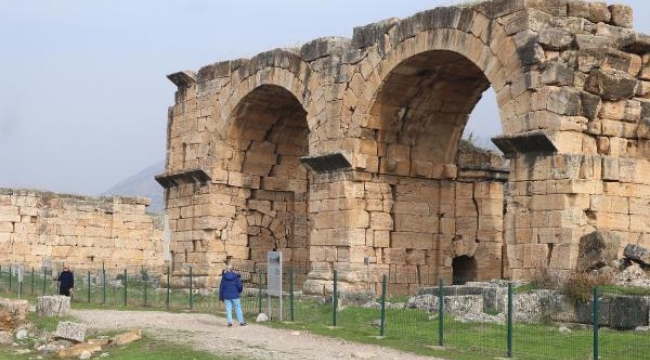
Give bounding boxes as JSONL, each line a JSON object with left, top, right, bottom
{"left": 413, "top": 283, "right": 650, "bottom": 330}
{"left": 0, "top": 188, "right": 165, "bottom": 274}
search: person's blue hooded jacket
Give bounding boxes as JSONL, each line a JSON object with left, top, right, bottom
{"left": 219, "top": 271, "right": 243, "bottom": 300}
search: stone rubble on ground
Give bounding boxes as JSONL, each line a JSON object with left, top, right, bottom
{"left": 0, "top": 296, "right": 144, "bottom": 359}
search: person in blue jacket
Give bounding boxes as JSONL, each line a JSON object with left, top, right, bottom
{"left": 57, "top": 265, "right": 74, "bottom": 297}
{"left": 219, "top": 264, "right": 246, "bottom": 327}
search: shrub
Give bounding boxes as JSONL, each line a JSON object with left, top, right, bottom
{"left": 562, "top": 270, "right": 613, "bottom": 303}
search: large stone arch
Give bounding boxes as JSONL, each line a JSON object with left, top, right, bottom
{"left": 223, "top": 83, "right": 312, "bottom": 286}
{"left": 160, "top": 49, "right": 319, "bottom": 288}
{"left": 161, "top": 0, "right": 650, "bottom": 294}
{"left": 316, "top": 10, "right": 518, "bottom": 294}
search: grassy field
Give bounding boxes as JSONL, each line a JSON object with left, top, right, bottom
{"left": 0, "top": 337, "right": 244, "bottom": 360}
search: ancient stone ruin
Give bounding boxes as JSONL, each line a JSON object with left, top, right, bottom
{"left": 156, "top": 0, "right": 650, "bottom": 295}
{"left": 0, "top": 189, "right": 165, "bottom": 275}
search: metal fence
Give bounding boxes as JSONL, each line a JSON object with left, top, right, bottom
{"left": 1, "top": 264, "right": 649, "bottom": 360}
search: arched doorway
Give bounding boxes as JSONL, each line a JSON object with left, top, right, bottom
{"left": 228, "top": 84, "right": 311, "bottom": 288}
{"left": 366, "top": 49, "right": 506, "bottom": 292}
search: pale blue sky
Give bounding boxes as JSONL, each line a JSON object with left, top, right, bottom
{"left": 1, "top": 0, "right": 648, "bottom": 195}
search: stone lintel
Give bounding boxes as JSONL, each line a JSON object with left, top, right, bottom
{"left": 155, "top": 168, "right": 211, "bottom": 188}
{"left": 299, "top": 152, "right": 352, "bottom": 173}
{"left": 457, "top": 164, "right": 510, "bottom": 182}
{"left": 491, "top": 131, "right": 557, "bottom": 158}
{"left": 166, "top": 71, "right": 196, "bottom": 88}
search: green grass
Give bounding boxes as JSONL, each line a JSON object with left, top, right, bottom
{"left": 600, "top": 285, "right": 650, "bottom": 296}
{"left": 0, "top": 335, "right": 246, "bottom": 360}
{"left": 3, "top": 271, "right": 650, "bottom": 360}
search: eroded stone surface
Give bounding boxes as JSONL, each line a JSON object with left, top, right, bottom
{"left": 156, "top": 0, "right": 650, "bottom": 295}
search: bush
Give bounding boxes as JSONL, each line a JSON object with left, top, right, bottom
{"left": 562, "top": 271, "right": 613, "bottom": 303}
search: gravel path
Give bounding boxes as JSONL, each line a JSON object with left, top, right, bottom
{"left": 70, "top": 309, "right": 445, "bottom": 360}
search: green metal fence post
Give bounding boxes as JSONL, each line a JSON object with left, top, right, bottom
{"left": 144, "top": 268, "right": 148, "bottom": 307}
{"left": 333, "top": 269, "right": 338, "bottom": 327}
{"left": 9, "top": 265, "right": 12, "bottom": 291}
{"left": 506, "top": 282, "right": 513, "bottom": 358}
{"left": 593, "top": 287, "right": 599, "bottom": 360}
{"left": 123, "top": 269, "right": 128, "bottom": 307}
{"left": 42, "top": 269, "right": 46, "bottom": 295}
{"left": 102, "top": 267, "right": 106, "bottom": 305}
{"left": 31, "top": 268, "right": 34, "bottom": 295}
{"left": 189, "top": 267, "right": 193, "bottom": 311}
{"left": 166, "top": 266, "right": 170, "bottom": 311}
{"left": 380, "top": 274, "right": 387, "bottom": 336}
{"left": 290, "top": 267, "right": 295, "bottom": 322}
{"left": 87, "top": 271, "right": 91, "bottom": 303}
{"left": 258, "top": 271, "right": 263, "bottom": 314}
{"left": 438, "top": 278, "right": 444, "bottom": 346}
{"left": 18, "top": 271, "right": 22, "bottom": 299}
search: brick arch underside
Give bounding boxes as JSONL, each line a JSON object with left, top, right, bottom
{"left": 368, "top": 50, "right": 504, "bottom": 291}
{"left": 227, "top": 84, "right": 311, "bottom": 288}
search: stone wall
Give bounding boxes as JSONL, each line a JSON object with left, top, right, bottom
{"left": 0, "top": 188, "right": 165, "bottom": 275}
{"left": 159, "top": 0, "right": 650, "bottom": 294}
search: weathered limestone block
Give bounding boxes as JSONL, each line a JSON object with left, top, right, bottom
{"left": 36, "top": 296, "right": 70, "bottom": 317}
{"left": 567, "top": 1, "right": 611, "bottom": 24}
{"left": 608, "top": 4, "right": 633, "bottom": 28}
{"left": 541, "top": 62, "right": 574, "bottom": 86}
{"left": 585, "top": 68, "right": 637, "bottom": 101}
{"left": 514, "top": 31, "right": 545, "bottom": 66}
{"left": 407, "top": 294, "right": 483, "bottom": 314}
{"left": 111, "top": 329, "right": 142, "bottom": 345}
{"left": 56, "top": 342, "right": 102, "bottom": 359}
{"left": 609, "top": 296, "right": 648, "bottom": 330}
{"left": 577, "top": 231, "right": 620, "bottom": 271}
{"left": 301, "top": 37, "right": 351, "bottom": 62}
{"left": 624, "top": 244, "right": 650, "bottom": 266}
{"left": 538, "top": 27, "right": 574, "bottom": 50}
{"left": 599, "top": 100, "right": 641, "bottom": 122}
{"left": 54, "top": 321, "right": 86, "bottom": 343}
{"left": 0, "top": 299, "right": 28, "bottom": 331}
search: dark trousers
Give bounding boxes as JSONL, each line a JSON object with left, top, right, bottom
{"left": 60, "top": 286, "right": 71, "bottom": 297}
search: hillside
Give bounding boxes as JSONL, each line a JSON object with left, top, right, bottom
{"left": 102, "top": 160, "right": 165, "bottom": 214}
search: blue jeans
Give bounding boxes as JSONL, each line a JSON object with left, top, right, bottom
{"left": 224, "top": 298, "right": 244, "bottom": 324}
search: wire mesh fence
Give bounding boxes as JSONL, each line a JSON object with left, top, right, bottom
{"left": 0, "top": 263, "right": 649, "bottom": 359}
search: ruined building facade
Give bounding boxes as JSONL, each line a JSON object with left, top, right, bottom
{"left": 0, "top": 189, "right": 165, "bottom": 275}
{"left": 157, "top": 0, "right": 650, "bottom": 294}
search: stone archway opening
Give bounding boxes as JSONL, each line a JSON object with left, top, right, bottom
{"left": 229, "top": 84, "right": 311, "bottom": 288}
{"left": 367, "top": 49, "right": 506, "bottom": 293}
{"left": 371, "top": 50, "right": 491, "bottom": 167}
{"left": 452, "top": 255, "right": 477, "bottom": 285}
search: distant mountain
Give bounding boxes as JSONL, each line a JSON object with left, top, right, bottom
{"left": 102, "top": 160, "right": 165, "bottom": 214}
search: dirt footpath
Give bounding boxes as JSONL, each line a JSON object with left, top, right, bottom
{"left": 70, "top": 309, "right": 445, "bottom": 360}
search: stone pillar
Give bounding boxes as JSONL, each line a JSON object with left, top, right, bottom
{"left": 303, "top": 171, "right": 372, "bottom": 295}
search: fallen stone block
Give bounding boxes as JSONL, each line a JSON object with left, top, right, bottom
{"left": 624, "top": 244, "right": 650, "bottom": 266}
{"left": 54, "top": 321, "right": 86, "bottom": 343}
{"left": 56, "top": 341, "right": 101, "bottom": 359}
{"left": 111, "top": 329, "right": 142, "bottom": 346}
{"left": 0, "top": 298, "right": 29, "bottom": 321}
{"left": 36, "top": 296, "right": 70, "bottom": 317}
{"left": 577, "top": 231, "right": 621, "bottom": 271}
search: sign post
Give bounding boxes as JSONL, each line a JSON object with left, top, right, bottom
{"left": 267, "top": 251, "right": 283, "bottom": 321}
{"left": 15, "top": 265, "right": 23, "bottom": 299}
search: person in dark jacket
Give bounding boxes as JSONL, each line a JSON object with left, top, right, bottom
{"left": 57, "top": 265, "right": 74, "bottom": 297}
{"left": 218, "top": 264, "right": 246, "bottom": 327}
